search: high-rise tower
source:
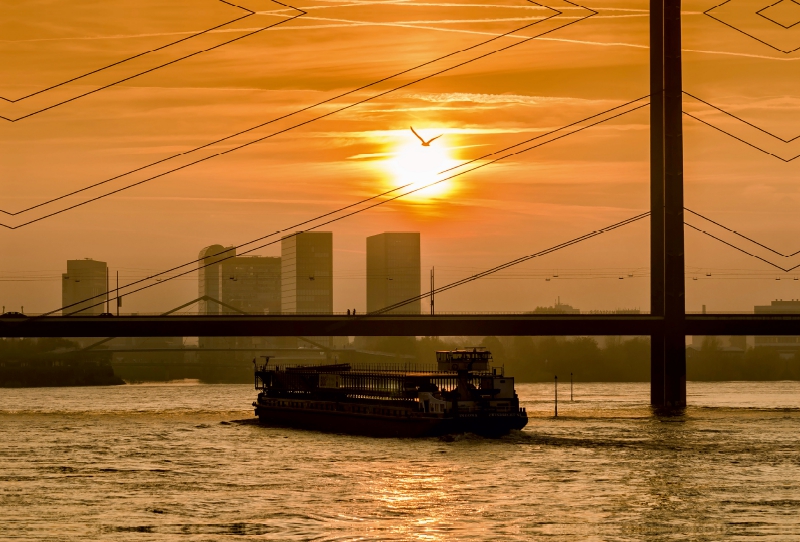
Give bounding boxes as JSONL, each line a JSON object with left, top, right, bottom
{"left": 220, "top": 256, "right": 281, "bottom": 314}
{"left": 281, "top": 232, "right": 333, "bottom": 314}
{"left": 197, "top": 245, "right": 235, "bottom": 314}
{"left": 366, "top": 232, "right": 420, "bottom": 314}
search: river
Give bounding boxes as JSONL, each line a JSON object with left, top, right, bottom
{"left": 2, "top": 381, "right": 799, "bottom": 540}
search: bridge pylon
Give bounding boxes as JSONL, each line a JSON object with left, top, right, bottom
{"left": 651, "top": 0, "right": 686, "bottom": 408}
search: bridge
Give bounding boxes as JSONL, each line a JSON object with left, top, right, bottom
{"left": 3, "top": 313, "right": 800, "bottom": 339}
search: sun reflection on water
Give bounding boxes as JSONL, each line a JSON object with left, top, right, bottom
{"left": 367, "top": 467, "right": 456, "bottom": 540}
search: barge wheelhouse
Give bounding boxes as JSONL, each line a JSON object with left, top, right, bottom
{"left": 253, "top": 348, "right": 528, "bottom": 437}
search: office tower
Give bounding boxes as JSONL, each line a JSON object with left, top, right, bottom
{"left": 220, "top": 256, "right": 282, "bottom": 314}
{"left": 197, "top": 244, "right": 282, "bottom": 359}
{"left": 281, "top": 232, "right": 333, "bottom": 314}
{"left": 62, "top": 258, "right": 108, "bottom": 315}
{"left": 367, "top": 232, "right": 421, "bottom": 314}
{"left": 198, "top": 244, "right": 235, "bottom": 314}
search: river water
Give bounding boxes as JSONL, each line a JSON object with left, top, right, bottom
{"left": 2, "top": 381, "right": 799, "bottom": 541}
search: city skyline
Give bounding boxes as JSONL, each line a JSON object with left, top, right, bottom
{"left": 48, "top": 247, "right": 798, "bottom": 317}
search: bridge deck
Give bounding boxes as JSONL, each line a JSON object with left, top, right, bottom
{"left": 2, "top": 314, "right": 799, "bottom": 337}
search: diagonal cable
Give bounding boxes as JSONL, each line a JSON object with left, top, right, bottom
{"left": 704, "top": 0, "right": 800, "bottom": 55}
{"left": 685, "top": 207, "right": 800, "bottom": 258}
{"left": 683, "top": 111, "right": 800, "bottom": 162}
{"left": 683, "top": 91, "right": 800, "bottom": 143}
{"left": 685, "top": 223, "right": 800, "bottom": 273}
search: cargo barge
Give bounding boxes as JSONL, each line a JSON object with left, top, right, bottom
{"left": 253, "top": 348, "right": 527, "bottom": 437}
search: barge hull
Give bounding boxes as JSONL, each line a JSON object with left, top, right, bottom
{"left": 254, "top": 404, "right": 527, "bottom": 438}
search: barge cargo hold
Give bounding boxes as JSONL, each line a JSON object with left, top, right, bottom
{"left": 253, "top": 348, "right": 528, "bottom": 437}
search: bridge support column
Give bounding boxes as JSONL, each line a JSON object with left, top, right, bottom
{"left": 650, "top": 0, "right": 685, "bottom": 407}
{"left": 650, "top": 0, "right": 665, "bottom": 406}
{"left": 650, "top": 333, "right": 665, "bottom": 405}
{"left": 662, "top": 0, "right": 686, "bottom": 407}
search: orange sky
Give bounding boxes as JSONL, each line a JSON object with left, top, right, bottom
{"left": 1, "top": 0, "right": 800, "bottom": 315}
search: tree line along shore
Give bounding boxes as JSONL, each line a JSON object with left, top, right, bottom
{"left": 2, "top": 336, "right": 798, "bottom": 386}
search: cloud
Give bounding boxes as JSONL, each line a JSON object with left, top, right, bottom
{"left": 401, "top": 92, "right": 615, "bottom": 106}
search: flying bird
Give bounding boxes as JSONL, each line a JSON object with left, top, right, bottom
{"left": 410, "top": 126, "right": 442, "bottom": 147}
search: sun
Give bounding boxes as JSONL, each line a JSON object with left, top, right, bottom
{"left": 381, "top": 130, "right": 460, "bottom": 202}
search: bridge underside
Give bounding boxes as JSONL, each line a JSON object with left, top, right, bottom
{"left": 2, "top": 314, "right": 799, "bottom": 338}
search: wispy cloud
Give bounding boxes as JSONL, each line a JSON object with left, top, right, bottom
{"left": 402, "top": 92, "right": 617, "bottom": 106}
{"left": 9, "top": 6, "right": 795, "bottom": 64}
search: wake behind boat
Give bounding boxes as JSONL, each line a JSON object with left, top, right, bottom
{"left": 253, "top": 348, "right": 528, "bottom": 437}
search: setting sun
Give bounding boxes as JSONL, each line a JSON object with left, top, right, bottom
{"left": 382, "top": 129, "right": 460, "bottom": 201}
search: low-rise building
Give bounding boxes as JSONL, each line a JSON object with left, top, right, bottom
{"left": 753, "top": 299, "right": 800, "bottom": 359}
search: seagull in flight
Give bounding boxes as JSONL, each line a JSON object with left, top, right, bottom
{"left": 410, "top": 126, "right": 443, "bottom": 147}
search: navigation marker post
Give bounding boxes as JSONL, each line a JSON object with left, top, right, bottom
{"left": 554, "top": 375, "right": 558, "bottom": 417}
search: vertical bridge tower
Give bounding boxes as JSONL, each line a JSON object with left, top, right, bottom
{"left": 651, "top": 0, "right": 686, "bottom": 407}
